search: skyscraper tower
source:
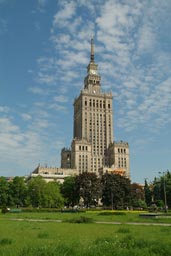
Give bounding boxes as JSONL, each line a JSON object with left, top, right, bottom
{"left": 61, "top": 39, "right": 130, "bottom": 177}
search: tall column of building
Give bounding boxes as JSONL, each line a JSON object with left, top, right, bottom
{"left": 61, "top": 38, "right": 130, "bottom": 178}
{"left": 71, "top": 39, "right": 114, "bottom": 174}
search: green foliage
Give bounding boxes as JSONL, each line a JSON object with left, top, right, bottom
{"left": 1, "top": 206, "right": 8, "bottom": 214}
{"left": 0, "top": 177, "right": 9, "bottom": 207}
{"left": 27, "top": 176, "right": 47, "bottom": 207}
{"left": 98, "top": 211, "right": 126, "bottom": 216}
{"left": 144, "top": 179, "right": 152, "bottom": 206}
{"left": 8, "top": 176, "right": 28, "bottom": 207}
{"left": 0, "top": 238, "right": 13, "bottom": 245}
{"left": 37, "top": 232, "right": 49, "bottom": 239}
{"left": 131, "top": 183, "right": 146, "bottom": 209}
{"left": 60, "top": 176, "right": 79, "bottom": 207}
{"left": 27, "top": 176, "right": 64, "bottom": 208}
{"left": 76, "top": 172, "right": 101, "bottom": 207}
{"left": 21, "top": 207, "right": 61, "bottom": 212}
{"left": 1, "top": 212, "right": 171, "bottom": 255}
{"left": 152, "top": 171, "right": 171, "bottom": 209}
{"left": 44, "top": 182, "right": 64, "bottom": 208}
{"left": 19, "top": 245, "right": 75, "bottom": 256}
{"left": 117, "top": 227, "right": 130, "bottom": 233}
{"left": 101, "top": 173, "right": 131, "bottom": 209}
{"left": 66, "top": 216, "right": 94, "bottom": 223}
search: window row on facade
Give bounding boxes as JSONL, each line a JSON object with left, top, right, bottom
{"left": 118, "top": 148, "right": 126, "bottom": 154}
{"left": 84, "top": 99, "right": 111, "bottom": 109}
{"left": 79, "top": 145, "right": 88, "bottom": 151}
{"left": 118, "top": 157, "right": 127, "bottom": 168}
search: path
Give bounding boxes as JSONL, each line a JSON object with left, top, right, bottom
{"left": 9, "top": 218, "right": 171, "bottom": 227}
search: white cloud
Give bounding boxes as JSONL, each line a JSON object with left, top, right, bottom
{"left": 20, "top": 113, "right": 32, "bottom": 121}
{"left": 29, "top": 86, "right": 45, "bottom": 95}
{"left": 33, "top": 0, "right": 171, "bottom": 139}
{"left": 48, "top": 103, "right": 68, "bottom": 112}
{"left": 0, "top": 115, "right": 66, "bottom": 175}
{"left": 53, "top": 2, "right": 76, "bottom": 28}
{"left": 0, "top": 106, "right": 9, "bottom": 113}
{"left": 0, "top": 117, "right": 19, "bottom": 133}
{"left": 137, "top": 25, "right": 156, "bottom": 53}
{"left": 54, "top": 95, "right": 68, "bottom": 103}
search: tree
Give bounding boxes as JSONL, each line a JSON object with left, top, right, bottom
{"left": 61, "top": 176, "right": 79, "bottom": 207}
{"left": 130, "top": 182, "right": 146, "bottom": 208}
{"left": 27, "top": 176, "right": 64, "bottom": 208}
{"left": 0, "top": 177, "right": 9, "bottom": 207}
{"left": 144, "top": 179, "right": 152, "bottom": 206}
{"left": 153, "top": 171, "right": 171, "bottom": 209}
{"left": 27, "top": 176, "right": 47, "bottom": 207}
{"left": 44, "top": 182, "right": 64, "bottom": 208}
{"left": 8, "top": 176, "right": 28, "bottom": 207}
{"left": 75, "top": 173, "right": 101, "bottom": 207}
{"left": 101, "top": 173, "right": 131, "bottom": 209}
{"left": 165, "top": 171, "right": 171, "bottom": 208}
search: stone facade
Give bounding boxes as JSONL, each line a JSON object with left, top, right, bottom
{"left": 30, "top": 165, "right": 77, "bottom": 183}
{"left": 30, "top": 39, "right": 130, "bottom": 181}
{"left": 61, "top": 39, "right": 130, "bottom": 178}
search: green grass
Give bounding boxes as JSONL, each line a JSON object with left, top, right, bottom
{"left": 0, "top": 211, "right": 171, "bottom": 255}
{"left": 2, "top": 210, "right": 171, "bottom": 224}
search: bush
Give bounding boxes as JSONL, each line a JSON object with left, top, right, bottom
{"left": 21, "top": 208, "right": 61, "bottom": 213}
{"left": 117, "top": 227, "right": 130, "bottom": 234}
{"left": 0, "top": 238, "right": 13, "bottom": 245}
{"left": 19, "top": 244, "right": 75, "bottom": 256}
{"left": 98, "top": 211, "right": 126, "bottom": 216}
{"left": 66, "top": 216, "right": 94, "bottom": 223}
{"left": 37, "top": 232, "right": 49, "bottom": 239}
{"left": 1, "top": 206, "right": 9, "bottom": 214}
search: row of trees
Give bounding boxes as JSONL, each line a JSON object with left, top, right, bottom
{"left": 0, "top": 176, "right": 63, "bottom": 208}
{"left": 0, "top": 171, "right": 170, "bottom": 209}
{"left": 144, "top": 171, "right": 171, "bottom": 209}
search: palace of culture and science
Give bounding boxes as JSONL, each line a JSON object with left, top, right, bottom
{"left": 31, "top": 39, "right": 130, "bottom": 182}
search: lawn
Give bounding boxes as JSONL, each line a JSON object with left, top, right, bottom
{"left": 2, "top": 209, "right": 171, "bottom": 224}
{"left": 0, "top": 211, "right": 171, "bottom": 255}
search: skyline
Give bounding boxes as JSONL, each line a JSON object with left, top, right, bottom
{"left": 0, "top": 0, "right": 171, "bottom": 183}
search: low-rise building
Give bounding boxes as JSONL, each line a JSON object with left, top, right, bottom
{"left": 29, "top": 165, "right": 78, "bottom": 183}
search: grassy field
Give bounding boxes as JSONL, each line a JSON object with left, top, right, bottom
{"left": 0, "top": 211, "right": 171, "bottom": 255}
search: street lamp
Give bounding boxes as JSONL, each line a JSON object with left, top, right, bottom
{"left": 159, "top": 172, "right": 168, "bottom": 213}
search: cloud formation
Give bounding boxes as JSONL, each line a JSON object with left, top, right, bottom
{"left": 34, "top": 0, "right": 171, "bottom": 138}
{"left": 1, "top": 0, "right": 170, "bottom": 181}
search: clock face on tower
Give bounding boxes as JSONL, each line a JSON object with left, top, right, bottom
{"left": 90, "top": 70, "right": 96, "bottom": 75}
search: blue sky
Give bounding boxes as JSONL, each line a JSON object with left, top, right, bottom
{"left": 0, "top": 0, "right": 171, "bottom": 183}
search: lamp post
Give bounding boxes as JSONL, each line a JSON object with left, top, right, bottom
{"left": 159, "top": 172, "right": 168, "bottom": 213}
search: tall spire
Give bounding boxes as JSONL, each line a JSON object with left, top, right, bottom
{"left": 90, "top": 37, "right": 94, "bottom": 62}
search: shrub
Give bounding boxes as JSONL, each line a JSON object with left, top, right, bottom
{"left": 117, "top": 227, "right": 130, "bottom": 234}
{"left": 0, "top": 238, "right": 13, "bottom": 245}
{"left": 1, "top": 206, "right": 9, "bottom": 214}
{"left": 98, "top": 211, "right": 126, "bottom": 216}
{"left": 66, "top": 216, "right": 94, "bottom": 223}
{"left": 37, "top": 232, "right": 49, "bottom": 239}
{"left": 20, "top": 244, "right": 75, "bottom": 256}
